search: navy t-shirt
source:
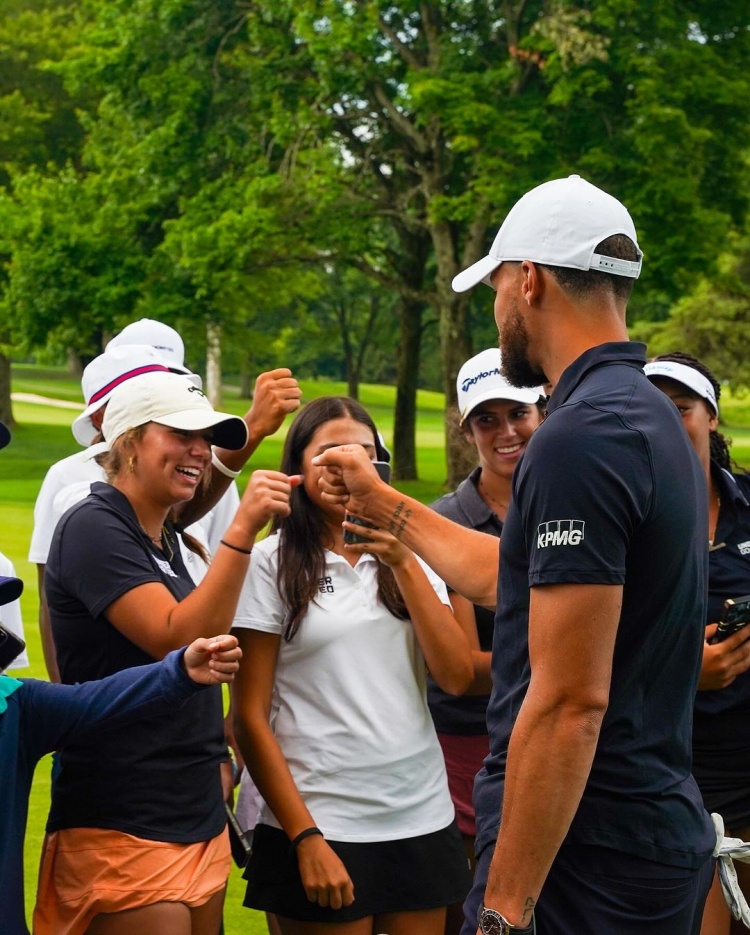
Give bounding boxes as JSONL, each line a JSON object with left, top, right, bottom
{"left": 45, "top": 482, "right": 226, "bottom": 843}
{"left": 474, "top": 342, "right": 716, "bottom": 869}
{"left": 429, "top": 468, "right": 500, "bottom": 734}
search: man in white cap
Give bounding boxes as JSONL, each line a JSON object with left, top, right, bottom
{"left": 314, "top": 175, "right": 716, "bottom": 934}
{"left": 29, "top": 328, "right": 301, "bottom": 680}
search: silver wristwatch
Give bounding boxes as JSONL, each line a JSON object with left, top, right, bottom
{"left": 478, "top": 904, "right": 533, "bottom": 935}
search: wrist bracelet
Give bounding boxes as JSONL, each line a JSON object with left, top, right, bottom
{"left": 290, "top": 827, "right": 324, "bottom": 851}
{"left": 211, "top": 448, "right": 241, "bottom": 479}
{"left": 219, "top": 539, "right": 253, "bottom": 556}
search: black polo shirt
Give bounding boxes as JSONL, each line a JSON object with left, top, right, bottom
{"left": 45, "top": 482, "right": 226, "bottom": 843}
{"left": 429, "top": 467, "right": 501, "bottom": 734}
{"left": 695, "top": 467, "right": 750, "bottom": 717}
{"left": 474, "top": 342, "right": 716, "bottom": 868}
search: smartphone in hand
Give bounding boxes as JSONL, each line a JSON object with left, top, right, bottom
{"left": 343, "top": 461, "right": 391, "bottom": 545}
{"left": 0, "top": 624, "right": 26, "bottom": 674}
{"left": 711, "top": 594, "right": 750, "bottom": 644}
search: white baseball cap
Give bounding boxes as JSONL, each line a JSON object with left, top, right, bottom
{"left": 644, "top": 360, "right": 719, "bottom": 416}
{"left": 108, "top": 318, "right": 196, "bottom": 378}
{"left": 72, "top": 345, "right": 172, "bottom": 446}
{"left": 457, "top": 348, "right": 545, "bottom": 424}
{"left": 94, "top": 371, "right": 248, "bottom": 453}
{"left": 452, "top": 175, "right": 642, "bottom": 293}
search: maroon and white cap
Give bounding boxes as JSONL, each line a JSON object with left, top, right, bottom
{"left": 72, "top": 345, "right": 172, "bottom": 446}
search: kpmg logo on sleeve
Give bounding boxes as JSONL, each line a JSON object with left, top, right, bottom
{"left": 537, "top": 519, "right": 585, "bottom": 549}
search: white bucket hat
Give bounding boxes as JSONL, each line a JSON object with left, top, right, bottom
{"left": 452, "top": 175, "right": 642, "bottom": 293}
{"left": 72, "top": 345, "right": 172, "bottom": 446}
{"left": 644, "top": 360, "right": 719, "bottom": 416}
{"left": 457, "top": 348, "right": 545, "bottom": 424}
{"left": 91, "top": 371, "right": 248, "bottom": 454}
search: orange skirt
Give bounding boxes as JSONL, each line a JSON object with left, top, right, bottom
{"left": 34, "top": 826, "right": 231, "bottom": 935}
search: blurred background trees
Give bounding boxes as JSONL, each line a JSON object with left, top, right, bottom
{"left": 0, "top": 0, "right": 748, "bottom": 480}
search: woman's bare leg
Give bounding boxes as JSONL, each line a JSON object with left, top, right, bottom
{"left": 376, "top": 908, "right": 446, "bottom": 935}
{"left": 86, "top": 902, "right": 191, "bottom": 935}
{"left": 276, "top": 916, "right": 373, "bottom": 935}
{"left": 86, "top": 889, "right": 225, "bottom": 935}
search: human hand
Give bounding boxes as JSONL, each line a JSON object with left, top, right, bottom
{"left": 342, "top": 516, "right": 413, "bottom": 569}
{"left": 312, "top": 445, "right": 387, "bottom": 518}
{"left": 296, "top": 834, "right": 355, "bottom": 909}
{"left": 183, "top": 634, "right": 242, "bottom": 686}
{"left": 245, "top": 368, "right": 302, "bottom": 442}
{"left": 236, "top": 470, "right": 303, "bottom": 534}
{"left": 699, "top": 623, "right": 750, "bottom": 690}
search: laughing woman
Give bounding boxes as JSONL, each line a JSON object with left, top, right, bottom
{"left": 232, "top": 396, "right": 474, "bottom": 935}
{"left": 34, "top": 372, "right": 297, "bottom": 935}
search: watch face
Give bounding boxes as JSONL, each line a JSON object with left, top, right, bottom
{"left": 479, "top": 907, "right": 509, "bottom": 935}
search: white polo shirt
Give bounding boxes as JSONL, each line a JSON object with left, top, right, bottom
{"left": 233, "top": 533, "right": 456, "bottom": 842}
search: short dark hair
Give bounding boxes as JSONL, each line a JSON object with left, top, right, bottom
{"left": 540, "top": 234, "right": 640, "bottom": 302}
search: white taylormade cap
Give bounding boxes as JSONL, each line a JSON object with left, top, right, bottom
{"left": 457, "top": 348, "right": 545, "bottom": 424}
{"left": 72, "top": 345, "right": 171, "bottom": 446}
{"left": 95, "top": 371, "right": 248, "bottom": 453}
{"left": 644, "top": 360, "right": 719, "bottom": 416}
{"left": 108, "top": 318, "right": 198, "bottom": 380}
{"left": 452, "top": 175, "right": 642, "bottom": 293}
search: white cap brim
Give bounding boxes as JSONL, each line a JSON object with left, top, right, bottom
{"left": 644, "top": 361, "right": 719, "bottom": 416}
{"left": 452, "top": 255, "right": 502, "bottom": 293}
{"left": 460, "top": 386, "right": 545, "bottom": 423}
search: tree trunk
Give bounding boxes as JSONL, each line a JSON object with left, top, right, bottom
{"left": 0, "top": 353, "right": 14, "bottom": 428}
{"left": 66, "top": 347, "right": 84, "bottom": 377}
{"left": 347, "top": 371, "right": 360, "bottom": 400}
{"left": 392, "top": 297, "right": 423, "bottom": 481}
{"left": 239, "top": 352, "right": 253, "bottom": 399}
{"left": 206, "top": 321, "right": 222, "bottom": 407}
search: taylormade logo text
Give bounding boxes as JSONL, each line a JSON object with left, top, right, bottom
{"left": 537, "top": 520, "right": 585, "bottom": 549}
{"left": 461, "top": 367, "right": 501, "bottom": 393}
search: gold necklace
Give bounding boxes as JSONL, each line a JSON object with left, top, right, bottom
{"left": 141, "top": 525, "right": 174, "bottom": 562}
{"left": 479, "top": 477, "right": 509, "bottom": 512}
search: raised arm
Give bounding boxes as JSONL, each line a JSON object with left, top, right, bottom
{"left": 341, "top": 522, "right": 474, "bottom": 695}
{"left": 105, "top": 471, "right": 301, "bottom": 659}
{"left": 314, "top": 445, "right": 499, "bottom": 607}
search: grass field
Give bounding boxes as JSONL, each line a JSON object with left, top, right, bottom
{"left": 3, "top": 363, "right": 750, "bottom": 931}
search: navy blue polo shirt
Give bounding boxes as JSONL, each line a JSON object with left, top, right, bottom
{"left": 474, "top": 342, "right": 716, "bottom": 868}
{"left": 695, "top": 467, "right": 750, "bottom": 717}
{"left": 429, "top": 467, "right": 501, "bottom": 734}
{"left": 46, "top": 482, "right": 226, "bottom": 843}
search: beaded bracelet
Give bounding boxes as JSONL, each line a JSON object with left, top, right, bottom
{"left": 211, "top": 448, "right": 241, "bottom": 479}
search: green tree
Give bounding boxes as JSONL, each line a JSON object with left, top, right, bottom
{"left": 633, "top": 234, "right": 750, "bottom": 390}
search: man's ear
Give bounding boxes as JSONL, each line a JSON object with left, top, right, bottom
{"left": 521, "top": 260, "right": 543, "bottom": 305}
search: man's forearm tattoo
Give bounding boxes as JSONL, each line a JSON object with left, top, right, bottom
{"left": 522, "top": 897, "right": 536, "bottom": 926}
{"left": 388, "top": 501, "right": 413, "bottom": 540}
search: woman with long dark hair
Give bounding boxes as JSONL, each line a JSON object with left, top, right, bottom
{"left": 232, "top": 396, "right": 473, "bottom": 935}
{"left": 646, "top": 352, "right": 750, "bottom": 935}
